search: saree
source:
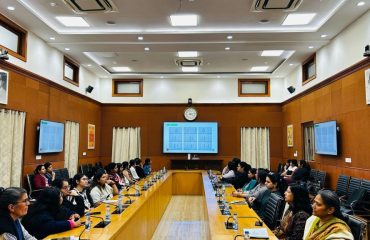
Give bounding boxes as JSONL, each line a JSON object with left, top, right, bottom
{"left": 304, "top": 216, "right": 353, "bottom": 240}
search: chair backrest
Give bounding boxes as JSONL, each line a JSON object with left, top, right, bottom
{"left": 309, "top": 169, "right": 318, "bottom": 180}
{"left": 344, "top": 214, "right": 367, "bottom": 240}
{"left": 263, "top": 193, "right": 284, "bottom": 229}
{"left": 347, "top": 188, "right": 366, "bottom": 210}
{"left": 315, "top": 171, "right": 326, "bottom": 188}
{"left": 26, "top": 174, "right": 35, "bottom": 192}
{"left": 336, "top": 175, "right": 350, "bottom": 197}
{"left": 360, "top": 179, "right": 370, "bottom": 201}
{"left": 348, "top": 177, "right": 362, "bottom": 197}
{"left": 54, "top": 168, "right": 70, "bottom": 180}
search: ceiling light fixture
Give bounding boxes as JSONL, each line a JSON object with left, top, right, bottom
{"left": 261, "top": 50, "right": 284, "bottom": 56}
{"left": 308, "top": 46, "right": 314, "bottom": 49}
{"left": 112, "top": 66, "right": 131, "bottom": 72}
{"left": 282, "top": 13, "right": 316, "bottom": 26}
{"left": 7, "top": 6, "right": 15, "bottom": 11}
{"left": 87, "top": 64, "right": 92, "bottom": 67}
{"left": 170, "top": 14, "right": 198, "bottom": 26}
{"left": 225, "top": 47, "right": 230, "bottom": 50}
{"left": 227, "top": 35, "right": 233, "bottom": 40}
{"left": 50, "top": 2, "right": 57, "bottom": 7}
{"left": 144, "top": 47, "right": 150, "bottom": 51}
{"left": 182, "top": 66, "right": 198, "bottom": 72}
{"left": 65, "top": 48, "right": 70, "bottom": 51}
{"left": 289, "top": 63, "right": 294, "bottom": 66}
{"left": 251, "top": 66, "right": 269, "bottom": 71}
{"left": 357, "top": 2, "right": 365, "bottom": 6}
{"left": 321, "top": 34, "right": 328, "bottom": 38}
{"left": 56, "top": 16, "right": 90, "bottom": 27}
{"left": 138, "top": 36, "right": 144, "bottom": 40}
{"left": 178, "top": 51, "right": 199, "bottom": 57}
{"left": 49, "top": 37, "right": 56, "bottom": 40}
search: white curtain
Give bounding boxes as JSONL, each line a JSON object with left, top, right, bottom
{"left": 241, "top": 127, "right": 270, "bottom": 169}
{"left": 64, "top": 121, "right": 79, "bottom": 177}
{"left": 0, "top": 109, "right": 26, "bottom": 187}
{"left": 112, "top": 127, "right": 141, "bottom": 163}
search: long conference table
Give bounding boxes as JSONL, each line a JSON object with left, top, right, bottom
{"left": 47, "top": 170, "right": 277, "bottom": 239}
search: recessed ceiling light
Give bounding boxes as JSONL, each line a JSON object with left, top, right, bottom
{"left": 282, "top": 13, "right": 316, "bottom": 26}
{"left": 49, "top": 37, "right": 55, "bottom": 40}
{"left": 182, "top": 67, "right": 199, "bottom": 72}
{"left": 112, "top": 66, "right": 131, "bottom": 72}
{"left": 321, "top": 34, "right": 328, "bottom": 38}
{"left": 170, "top": 14, "right": 198, "bottom": 26}
{"left": 177, "top": 51, "right": 199, "bottom": 57}
{"left": 227, "top": 35, "right": 233, "bottom": 40}
{"left": 250, "top": 66, "right": 269, "bottom": 71}
{"left": 138, "top": 36, "right": 144, "bottom": 40}
{"left": 7, "top": 6, "right": 15, "bottom": 11}
{"left": 357, "top": 2, "right": 365, "bottom": 6}
{"left": 261, "top": 50, "right": 284, "bottom": 56}
{"left": 225, "top": 47, "right": 230, "bottom": 50}
{"left": 87, "top": 64, "right": 92, "bottom": 67}
{"left": 65, "top": 48, "right": 70, "bottom": 51}
{"left": 289, "top": 63, "right": 294, "bottom": 66}
{"left": 308, "top": 46, "right": 314, "bottom": 49}
{"left": 50, "top": 2, "right": 57, "bottom": 7}
{"left": 56, "top": 16, "right": 90, "bottom": 27}
{"left": 144, "top": 47, "right": 150, "bottom": 51}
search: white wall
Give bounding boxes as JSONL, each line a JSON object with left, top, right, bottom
{"left": 100, "top": 77, "right": 285, "bottom": 104}
{"left": 282, "top": 11, "right": 370, "bottom": 101}
{"left": 6, "top": 32, "right": 101, "bottom": 101}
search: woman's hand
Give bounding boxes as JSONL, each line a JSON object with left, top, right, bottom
{"left": 69, "top": 189, "right": 78, "bottom": 196}
{"left": 72, "top": 219, "right": 82, "bottom": 228}
{"left": 248, "top": 197, "right": 256, "bottom": 203}
{"left": 69, "top": 213, "right": 80, "bottom": 220}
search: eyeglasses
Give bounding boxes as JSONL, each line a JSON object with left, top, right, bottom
{"left": 16, "top": 198, "right": 31, "bottom": 204}
{"left": 62, "top": 185, "right": 70, "bottom": 190}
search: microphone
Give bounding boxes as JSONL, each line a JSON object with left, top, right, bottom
{"left": 90, "top": 215, "right": 110, "bottom": 227}
{"left": 125, "top": 185, "right": 141, "bottom": 196}
{"left": 125, "top": 194, "right": 132, "bottom": 204}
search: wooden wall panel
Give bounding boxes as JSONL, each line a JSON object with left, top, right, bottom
{"left": 0, "top": 62, "right": 102, "bottom": 186}
{"left": 281, "top": 64, "right": 370, "bottom": 189}
{"left": 101, "top": 104, "right": 283, "bottom": 169}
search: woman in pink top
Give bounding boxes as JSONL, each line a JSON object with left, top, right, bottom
{"left": 33, "top": 165, "right": 49, "bottom": 190}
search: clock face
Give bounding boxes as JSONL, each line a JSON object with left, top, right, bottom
{"left": 184, "top": 107, "right": 198, "bottom": 121}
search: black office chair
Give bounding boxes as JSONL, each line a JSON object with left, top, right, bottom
{"left": 341, "top": 188, "right": 367, "bottom": 214}
{"left": 315, "top": 170, "right": 326, "bottom": 189}
{"left": 262, "top": 193, "right": 284, "bottom": 229}
{"left": 347, "top": 177, "right": 362, "bottom": 198}
{"left": 336, "top": 175, "right": 350, "bottom": 197}
{"left": 80, "top": 164, "right": 88, "bottom": 174}
{"left": 343, "top": 213, "right": 368, "bottom": 240}
{"left": 361, "top": 179, "right": 370, "bottom": 201}
{"left": 26, "top": 174, "right": 42, "bottom": 199}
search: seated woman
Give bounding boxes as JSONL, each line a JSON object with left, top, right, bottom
{"left": 227, "top": 162, "right": 249, "bottom": 189}
{"left": 71, "top": 173, "right": 94, "bottom": 211}
{"left": 274, "top": 184, "right": 312, "bottom": 240}
{"left": 249, "top": 172, "right": 282, "bottom": 217}
{"left": 53, "top": 178, "right": 85, "bottom": 217}
{"left": 44, "top": 162, "right": 56, "bottom": 185}
{"left": 129, "top": 159, "right": 140, "bottom": 180}
{"left": 232, "top": 168, "right": 268, "bottom": 199}
{"left": 106, "top": 162, "right": 125, "bottom": 190}
{"left": 134, "top": 158, "right": 146, "bottom": 179}
{"left": 122, "top": 161, "right": 136, "bottom": 185}
{"left": 281, "top": 159, "right": 298, "bottom": 177}
{"left": 143, "top": 158, "right": 152, "bottom": 176}
{"left": 33, "top": 164, "right": 49, "bottom": 190}
{"left": 221, "top": 161, "right": 237, "bottom": 179}
{"left": 303, "top": 189, "right": 354, "bottom": 240}
{"left": 22, "top": 187, "right": 81, "bottom": 239}
{"left": 292, "top": 160, "right": 311, "bottom": 183}
{"left": 90, "top": 169, "right": 119, "bottom": 206}
{"left": 0, "top": 187, "right": 36, "bottom": 240}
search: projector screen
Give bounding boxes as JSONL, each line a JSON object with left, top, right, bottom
{"left": 314, "top": 120, "right": 339, "bottom": 156}
{"left": 38, "top": 120, "right": 64, "bottom": 154}
{"left": 163, "top": 122, "right": 218, "bottom": 154}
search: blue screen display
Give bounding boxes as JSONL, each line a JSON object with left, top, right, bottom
{"left": 38, "top": 120, "right": 64, "bottom": 154}
{"left": 163, "top": 122, "right": 218, "bottom": 153}
{"left": 314, "top": 121, "right": 338, "bottom": 155}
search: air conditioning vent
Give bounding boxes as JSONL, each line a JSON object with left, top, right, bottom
{"left": 64, "top": 0, "right": 118, "bottom": 13}
{"left": 251, "top": 0, "right": 303, "bottom": 12}
{"left": 175, "top": 59, "right": 202, "bottom": 67}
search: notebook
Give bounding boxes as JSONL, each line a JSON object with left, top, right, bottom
{"left": 243, "top": 228, "right": 269, "bottom": 239}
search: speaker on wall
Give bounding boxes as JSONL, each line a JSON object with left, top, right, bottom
{"left": 85, "top": 85, "right": 94, "bottom": 93}
{"left": 287, "top": 86, "right": 295, "bottom": 94}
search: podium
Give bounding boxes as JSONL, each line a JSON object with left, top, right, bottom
{"left": 171, "top": 159, "right": 222, "bottom": 170}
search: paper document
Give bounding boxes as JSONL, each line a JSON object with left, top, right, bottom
{"left": 243, "top": 228, "right": 269, "bottom": 238}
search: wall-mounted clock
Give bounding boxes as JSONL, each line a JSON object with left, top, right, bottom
{"left": 184, "top": 107, "right": 198, "bottom": 121}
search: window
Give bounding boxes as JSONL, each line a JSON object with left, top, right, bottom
{"left": 0, "top": 13, "right": 27, "bottom": 61}
{"left": 63, "top": 56, "right": 79, "bottom": 86}
{"left": 302, "top": 54, "right": 316, "bottom": 84}
{"left": 112, "top": 79, "right": 143, "bottom": 97}
{"left": 302, "top": 122, "right": 315, "bottom": 161}
{"left": 238, "top": 79, "right": 270, "bottom": 97}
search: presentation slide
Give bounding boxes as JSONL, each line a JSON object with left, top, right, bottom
{"left": 39, "top": 120, "right": 64, "bottom": 153}
{"left": 163, "top": 122, "right": 218, "bottom": 153}
{"left": 314, "top": 121, "right": 338, "bottom": 155}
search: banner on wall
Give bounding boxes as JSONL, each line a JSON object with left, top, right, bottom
{"left": 88, "top": 124, "right": 95, "bottom": 149}
{"left": 366, "top": 68, "right": 370, "bottom": 105}
{"left": 0, "top": 69, "right": 8, "bottom": 105}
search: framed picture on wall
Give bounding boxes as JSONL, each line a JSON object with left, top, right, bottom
{"left": 88, "top": 124, "right": 95, "bottom": 149}
{"left": 287, "top": 124, "right": 293, "bottom": 147}
{"left": 365, "top": 68, "right": 370, "bottom": 105}
{"left": 0, "top": 69, "right": 9, "bottom": 105}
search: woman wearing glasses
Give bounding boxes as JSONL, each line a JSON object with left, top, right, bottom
{"left": 0, "top": 187, "right": 36, "bottom": 240}
{"left": 53, "top": 178, "right": 85, "bottom": 217}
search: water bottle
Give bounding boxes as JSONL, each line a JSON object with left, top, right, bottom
{"left": 163, "top": 166, "right": 166, "bottom": 173}
{"left": 135, "top": 183, "right": 140, "bottom": 196}
{"left": 117, "top": 190, "right": 123, "bottom": 213}
{"left": 232, "top": 213, "right": 238, "bottom": 230}
{"left": 244, "top": 230, "right": 250, "bottom": 240}
{"left": 85, "top": 209, "right": 91, "bottom": 231}
{"left": 105, "top": 203, "right": 111, "bottom": 222}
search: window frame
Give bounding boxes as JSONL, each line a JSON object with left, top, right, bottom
{"left": 63, "top": 56, "right": 80, "bottom": 86}
{"left": 0, "top": 13, "right": 28, "bottom": 61}
{"left": 302, "top": 53, "right": 316, "bottom": 85}
{"left": 112, "top": 79, "right": 143, "bottom": 97}
{"left": 238, "top": 79, "right": 270, "bottom": 97}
